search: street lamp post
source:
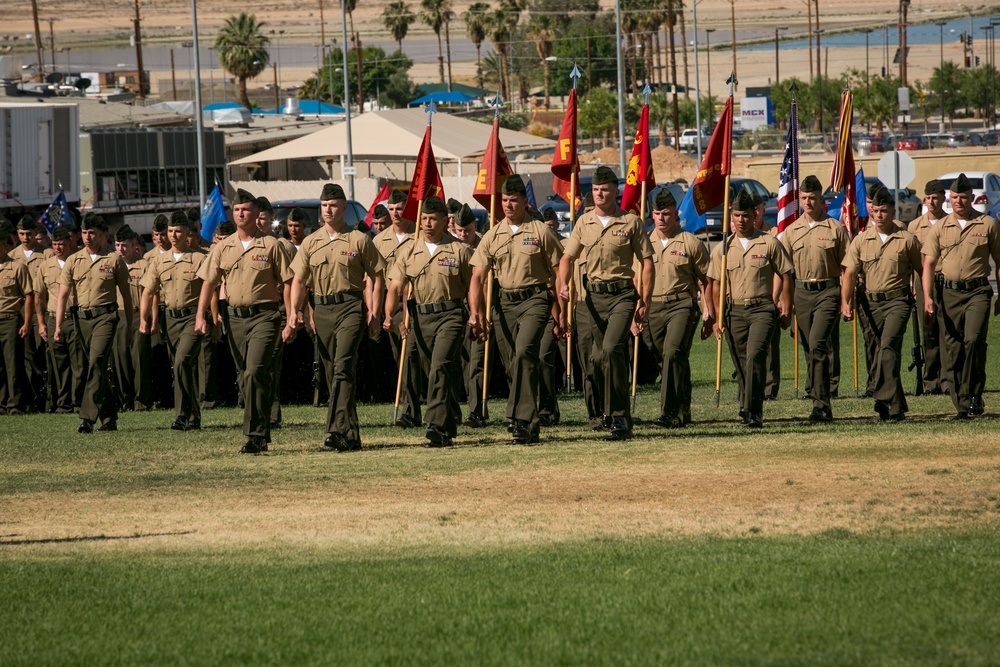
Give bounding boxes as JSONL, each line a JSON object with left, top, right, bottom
{"left": 936, "top": 20, "right": 946, "bottom": 131}
{"left": 863, "top": 28, "right": 873, "bottom": 132}
{"left": 774, "top": 27, "right": 787, "bottom": 84}
{"left": 706, "top": 28, "right": 715, "bottom": 106}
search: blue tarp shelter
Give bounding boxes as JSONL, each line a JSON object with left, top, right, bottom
{"left": 409, "top": 91, "right": 477, "bottom": 106}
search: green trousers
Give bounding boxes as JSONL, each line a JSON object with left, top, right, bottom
{"left": 538, "top": 315, "right": 560, "bottom": 423}
{"left": 462, "top": 333, "right": 488, "bottom": 418}
{"left": 412, "top": 308, "right": 465, "bottom": 436}
{"left": 113, "top": 309, "right": 150, "bottom": 410}
{"left": 166, "top": 314, "right": 204, "bottom": 423}
{"left": 862, "top": 297, "right": 911, "bottom": 416}
{"left": 390, "top": 306, "right": 424, "bottom": 422}
{"left": 77, "top": 311, "right": 119, "bottom": 425}
{"left": 226, "top": 309, "right": 280, "bottom": 439}
{"left": 493, "top": 291, "right": 551, "bottom": 433}
{"left": 45, "top": 313, "right": 85, "bottom": 413}
{"left": 939, "top": 284, "right": 991, "bottom": 413}
{"left": 572, "top": 300, "right": 601, "bottom": 426}
{"left": 0, "top": 315, "right": 25, "bottom": 414}
{"left": 794, "top": 286, "right": 840, "bottom": 412}
{"left": 314, "top": 300, "right": 366, "bottom": 442}
{"left": 725, "top": 302, "right": 778, "bottom": 419}
{"left": 585, "top": 289, "right": 638, "bottom": 420}
{"left": 646, "top": 297, "right": 700, "bottom": 424}
{"left": 915, "top": 278, "right": 945, "bottom": 394}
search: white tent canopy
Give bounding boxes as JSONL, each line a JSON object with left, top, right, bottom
{"left": 228, "top": 107, "right": 555, "bottom": 166}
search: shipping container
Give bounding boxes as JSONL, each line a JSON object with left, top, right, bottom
{"left": 0, "top": 102, "right": 80, "bottom": 212}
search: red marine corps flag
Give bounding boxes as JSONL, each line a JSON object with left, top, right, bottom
{"left": 621, "top": 99, "right": 656, "bottom": 216}
{"left": 472, "top": 101, "right": 514, "bottom": 220}
{"left": 402, "top": 105, "right": 445, "bottom": 222}
{"left": 689, "top": 96, "right": 734, "bottom": 215}
{"left": 551, "top": 74, "right": 581, "bottom": 211}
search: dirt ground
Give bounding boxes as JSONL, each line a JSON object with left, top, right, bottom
{"left": 4, "top": 436, "right": 998, "bottom": 553}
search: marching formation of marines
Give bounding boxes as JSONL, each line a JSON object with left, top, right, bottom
{"left": 1, "top": 169, "right": 998, "bottom": 453}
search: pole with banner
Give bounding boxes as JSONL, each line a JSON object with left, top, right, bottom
{"left": 713, "top": 73, "right": 737, "bottom": 408}
{"left": 776, "top": 83, "right": 801, "bottom": 398}
{"left": 626, "top": 82, "right": 656, "bottom": 412}
{"left": 552, "top": 65, "right": 581, "bottom": 394}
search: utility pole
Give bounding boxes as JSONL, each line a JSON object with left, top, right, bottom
{"left": 170, "top": 49, "right": 177, "bottom": 100}
{"left": 355, "top": 32, "right": 364, "bottom": 110}
{"left": 899, "top": 0, "right": 909, "bottom": 86}
{"left": 318, "top": 0, "right": 327, "bottom": 48}
{"left": 47, "top": 18, "right": 56, "bottom": 73}
{"left": 729, "top": 0, "right": 737, "bottom": 78}
{"left": 814, "top": 0, "right": 821, "bottom": 88}
{"left": 668, "top": 2, "right": 679, "bottom": 147}
{"left": 806, "top": 0, "right": 813, "bottom": 80}
{"left": 30, "top": 0, "right": 45, "bottom": 80}
{"left": 273, "top": 62, "right": 279, "bottom": 112}
{"left": 134, "top": 0, "right": 147, "bottom": 98}
{"left": 586, "top": 36, "right": 593, "bottom": 93}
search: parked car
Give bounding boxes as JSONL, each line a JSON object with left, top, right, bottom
{"left": 935, "top": 171, "right": 1000, "bottom": 215}
{"left": 922, "top": 133, "right": 954, "bottom": 149}
{"left": 896, "top": 136, "right": 930, "bottom": 151}
{"left": 946, "top": 132, "right": 974, "bottom": 148}
{"left": 972, "top": 131, "right": 999, "bottom": 147}
{"left": 270, "top": 198, "right": 369, "bottom": 232}
{"left": 856, "top": 133, "right": 888, "bottom": 153}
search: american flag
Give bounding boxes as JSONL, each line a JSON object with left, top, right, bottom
{"left": 776, "top": 101, "right": 799, "bottom": 234}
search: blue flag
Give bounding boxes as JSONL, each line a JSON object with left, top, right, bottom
{"left": 827, "top": 166, "right": 868, "bottom": 222}
{"left": 525, "top": 178, "right": 537, "bottom": 210}
{"left": 200, "top": 185, "right": 228, "bottom": 242}
{"left": 678, "top": 185, "right": 707, "bottom": 233}
{"left": 38, "top": 191, "right": 74, "bottom": 234}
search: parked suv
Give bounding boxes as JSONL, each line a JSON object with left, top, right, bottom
{"left": 678, "top": 128, "right": 711, "bottom": 153}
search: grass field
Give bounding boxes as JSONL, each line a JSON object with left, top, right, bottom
{"left": 3, "top": 320, "right": 1000, "bottom": 665}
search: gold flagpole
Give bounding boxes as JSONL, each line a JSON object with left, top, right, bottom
{"left": 481, "top": 193, "right": 496, "bottom": 409}
{"left": 714, "top": 73, "right": 737, "bottom": 408}
{"left": 565, "top": 170, "right": 577, "bottom": 394}
{"left": 393, "top": 199, "right": 423, "bottom": 423}
{"left": 631, "top": 178, "right": 646, "bottom": 413}
{"left": 793, "top": 315, "right": 799, "bottom": 398}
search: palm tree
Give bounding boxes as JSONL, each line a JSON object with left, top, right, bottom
{"left": 487, "top": 10, "right": 511, "bottom": 100}
{"left": 421, "top": 0, "right": 452, "bottom": 86}
{"left": 214, "top": 12, "right": 270, "bottom": 111}
{"left": 383, "top": 1, "right": 415, "bottom": 53}
{"left": 464, "top": 3, "right": 490, "bottom": 89}
{"left": 497, "top": 0, "right": 524, "bottom": 102}
{"left": 527, "top": 13, "right": 554, "bottom": 109}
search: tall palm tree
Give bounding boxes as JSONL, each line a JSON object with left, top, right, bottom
{"left": 383, "top": 1, "right": 415, "bottom": 53}
{"left": 421, "top": 0, "right": 452, "bottom": 86}
{"left": 526, "top": 12, "right": 554, "bottom": 109}
{"left": 498, "top": 0, "right": 524, "bottom": 102}
{"left": 487, "top": 10, "right": 511, "bottom": 100}
{"left": 675, "top": 0, "right": 690, "bottom": 97}
{"left": 214, "top": 12, "right": 270, "bottom": 111}
{"left": 464, "top": 3, "right": 490, "bottom": 89}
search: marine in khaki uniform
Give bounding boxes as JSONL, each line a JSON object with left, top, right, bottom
{"left": 384, "top": 197, "right": 474, "bottom": 447}
{"left": 751, "top": 194, "right": 785, "bottom": 399}
{"left": 0, "top": 223, "right": 35, "bottom": 415}
{"left": 9, "top": 216, "right": 47, "bottom": 411}
{"left": 468, "top": 175, "right": 563, "bottom": 444}
{"left": 449, "top": 202, "right": 490, "bottom": 427}
{"left": 55, "top": 213, "right": 133, "bottom": 433}
{"left": 285, "top": 183, "right": 385, "bottom": 452}
{"left": 780, "top": 175, "right": 849, "bottom": 422}
{"left": 140, "top": 211, "right": 209, "bottom": 431}
{"left": 558, "top": 166, "right": 655, "bottom": 441}
{"left": 373, "top": 190, "right": 423, "bottom": 427}
{"left": 196, "top": 188, "right": 293, "bottom": 454}
{"left": 842, "top": 187, "right": 923, "bottom": 421}
{"left": 33, "top": 226, "right": 85, "bottom": 413}
{"left": 907, "top": 179, "right": 948, "bottom": 395}
{"left": 921, "top": 173, "right": 1000, "bottom": 420}
{"left": 708, "top": 189, "right": 793, "bottom": 428}
{"left": 567, "top": 193, "right": 603, "bottom": 429}
{"left": 186, "top": 205, "right": 219, "bottom": 411}
{"left": 642, "top": 188, "right": 711, "bottom": 428}
{"left": 537, "top": 207, "right": 564, "bottom": 427}
{"left": 256, "top": 196, "right": 293, "bottom": 428}
{"left": 111, "top": 225, "right": 151, "bottom": 411}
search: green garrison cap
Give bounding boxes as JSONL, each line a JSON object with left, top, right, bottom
{"left": 371, "top": 205, "right": 389, "bottom": 220}
{"left": 871, "top": 187, "right": 895, "bottom": 207}
{"left": 731, "top": 188, "right": 755, "bottom": 212}
{"left": 320, "top": 183, "right": 346, "bottom": 201}
{"left": 232, "top": 188, "right": 257, "bottom": 205}
{"left": 951, "top": 173, "right": 973, "bottom": 193}
{"left": 653, "top": 188, "right": 677, "bottom": 209}
{"left": 460, "top": 204, "right": 476, "bottom": 227}
{"left": 500, "top": 174, "right": 527, "bottom": 196}
{"left": 152, "top": 213, "right": 169, "bottom": 233}
{"left": 114, "top": 224, "right": 137, "bottom": 242}
{"left": 169, "top": 210, "right": 191, "bottom": 227}
{"left": 801, "top": 175, "right": 823, "bottom": 193}
{"left": 924, "top": 179, "right": 945, "bottom": 195}
{"left": 422, "top": 196, "right": 448, "bottom": 216}
{"left": 388, "top": 189, "right": 407, "bottom": 205}
{"left": 592, "top": 165, "right": 618, "bottom": 186}
{"left": 542, "top": 207, "right": 558, "bottom": 222}
{"left": 52, "top": 226, "right": 72, "bottom": 242}
{"left": 81, "top": 212, "right": 108, "bottom": 232}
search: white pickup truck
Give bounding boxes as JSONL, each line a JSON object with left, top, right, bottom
{"left": 678, "top": 128, "right": 710, "bottom": 152}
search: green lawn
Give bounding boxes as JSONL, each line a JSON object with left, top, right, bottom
{"left": 2, "top": 319, "right": 1000, "bottom": 664}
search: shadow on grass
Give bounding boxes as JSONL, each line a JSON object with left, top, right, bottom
{"left": 0, "top": 530, "right": 195, "bottom": 547}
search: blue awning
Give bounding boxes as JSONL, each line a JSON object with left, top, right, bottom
{"left": 409, "top": 91, "right": 477, "bottom": 106}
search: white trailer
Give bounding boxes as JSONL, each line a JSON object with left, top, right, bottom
{"left": 0, "top": 102, "right": 80, "bottom": 212}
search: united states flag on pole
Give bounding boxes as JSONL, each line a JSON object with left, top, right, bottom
{"left": 775, "top": 101, "right": 799, "bottom": 234}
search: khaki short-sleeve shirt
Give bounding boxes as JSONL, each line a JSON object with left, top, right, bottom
{"left": 780, "top": 215, "right": 848, "bottom": 281}
{"left": 470, "top": 218, "right": 562, "bottom": 290}
{"left": 843, "top": 222, "right": 922, "bottom": 293}
{"left": 141, "top": 248, "right": 208, "bottom": 310}
{"left": 708, "top": 230, "right": 793, "bottom": 302}
{"left": 34, "top": 255, "right": 75, "bottom": 313}
{"left": 650, "top": 230, "right": 710, "bottom": 298}
{"left": 118, "top": 256, "right": 147, "bottom": 310}
{"left": 59, "top": 250, "right": 129, "bottom": 309}
{"left": 921, "top": 212, "right": 1000, "bottom": 282}
{"left": 0, "top": 256, "right": 32, "bottom": 314}
{"left": 563, "top": 208, "right": 654, "bottom": 282}
{"left": 9, "top": 245, "right": 44, "bottom": 286}
{"left": 373, "top": 224, "right": 416, "bottom": 277}
{"left": 387, "top": 233, "right": 473, "bottom": 304}
{"left": 197, "top": 232, "right": 292, "bottom": 308}
{"left": 291, "top": 227, "right": 385, "bottom": 294}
